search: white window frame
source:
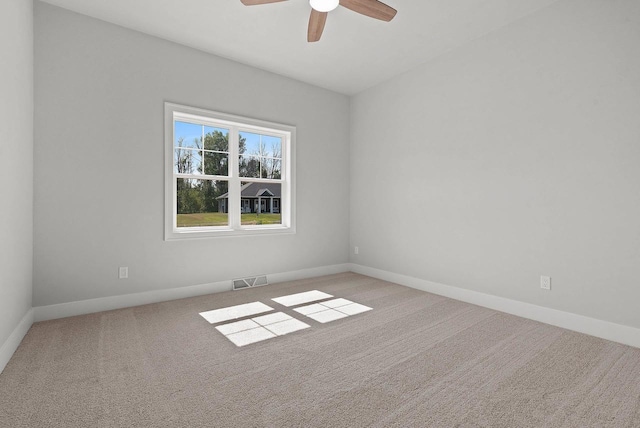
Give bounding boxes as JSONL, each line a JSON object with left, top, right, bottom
{"left": 164, "top": 102, "right": 296, "bottom": 240}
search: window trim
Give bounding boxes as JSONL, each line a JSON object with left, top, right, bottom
{"left": 164, "top": 102, "right": 296, "bottom": 240}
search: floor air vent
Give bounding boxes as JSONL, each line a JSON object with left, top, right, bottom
{"left": 233, "top": 275, "right": 268, "bottom": 291}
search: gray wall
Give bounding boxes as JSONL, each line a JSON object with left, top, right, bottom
{"left": 34, "top": 3, "right": 350, "bottom": 306}
{"left": 0, "top": 0, "right": 33, "bottom": 345}
{"left": 350, "top": 0, "right": 640, "bottom": 328}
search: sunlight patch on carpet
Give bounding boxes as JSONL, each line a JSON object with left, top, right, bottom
{"left": 216, "top": 312, "right": 310, "bottom": 347}
{"left": 225, "top": 326, "right": 276, "bottom": 347}
{"left": 199, "top": 301, "right": 273, "bottom": 324}
{"left": 294, "top": 299, "right": 372, "bottom": 323}
{"left": 271, "top": 290, "right": 334, "bottom": 307}
{"left": 208, "top": 294, "right": 373, "bottom": 346}
{"left": 305, "top": 309, "right": 349, "bottom": 323}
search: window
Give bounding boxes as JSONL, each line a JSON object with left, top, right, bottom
{"left": 165, "top": 103, "right": 295, "bottom": 239}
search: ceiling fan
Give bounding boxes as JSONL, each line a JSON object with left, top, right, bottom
{"left": 240, "top": 0, "right": 397, "bottom": 42}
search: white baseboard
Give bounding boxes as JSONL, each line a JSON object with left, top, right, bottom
{"left": 269, "top": 263, "right": 350, "bottom": 284}
{"left": 34, "top": 263, "right": 351, "bottom": 322}
{"left": 0, "top": 309, "right": 34, "bottom": 374}
{"left": 349, "top": 263, "right": 640, "bottom": 349}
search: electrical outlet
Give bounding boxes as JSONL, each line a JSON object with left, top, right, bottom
{"left": 540, "top": 275, "right": 551, "bottom": 290}
{"left": 119, "top": 267, "right": 129, "bottom": 279}
{"left": 354, "top": 246, "right": 359, "bottom": 255}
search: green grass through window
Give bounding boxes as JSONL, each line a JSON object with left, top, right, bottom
{"left": 177, "top": 212, "right": 281, "bottom": 227}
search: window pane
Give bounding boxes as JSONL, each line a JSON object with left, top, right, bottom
{"left": 240, "top": 131, "right": 260, "bottom": 156}
{"left": 239, "top": 155, "right": 261, "bottom": 178}
{"left": 238, "top": 131, "right": 282, "bottom": 179}
{"left": 240, "top": 181, "right": 282, "bottom": 225}
{"left": 261, "top": 157, "right": 282, "bottom": 179}
{"left": 175, "top": 121, "right": 202, "bottom": 149}
{"left": 176, "top": 178, "right": 228, "bottom": 227}
{"left": 203, "top": 126, "right": 229, "bottom": 151}
{"left": 203, "top": 151, "right": 228, "bottom": 176}
{"left": 175, "top": 148, "right": 202, "bottom": 175}
{"left": 261, "top": 135, "right": 282, "bottom": 158}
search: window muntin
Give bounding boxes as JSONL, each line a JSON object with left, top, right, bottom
{"left": 165, "top": 103, "right": 295, "bottom": 239}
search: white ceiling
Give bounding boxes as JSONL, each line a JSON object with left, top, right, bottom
{"left": 40, "top": 0, "right": 560, "bottom": 95}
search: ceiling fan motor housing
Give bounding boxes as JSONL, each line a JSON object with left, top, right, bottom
{"left": 309, "top": 0, "right": 339, "bottom": 12}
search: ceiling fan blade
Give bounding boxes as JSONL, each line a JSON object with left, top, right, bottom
{"left": 339, "top": 0, "right": 397, "bottom": 21}
{"left": 308, "top": 9, "right": 328, "bottom": 42}
{"left": 240, "top": 0, "right": 287, "bottom": 5}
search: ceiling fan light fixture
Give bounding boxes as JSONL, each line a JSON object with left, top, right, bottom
{"left": 309, "top": 0, "right": 339, "bottom": 13}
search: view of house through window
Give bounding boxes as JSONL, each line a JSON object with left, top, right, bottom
{"left": 165, "top": 103, "right": 294, "bottom": 239}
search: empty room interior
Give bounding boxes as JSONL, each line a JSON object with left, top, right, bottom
{"left": 2, "top": 0, "right": 640, "bottom": 426}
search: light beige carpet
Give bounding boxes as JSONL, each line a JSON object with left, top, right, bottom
{"left": 1, "top": 272, "right": 640, "bottom": 427}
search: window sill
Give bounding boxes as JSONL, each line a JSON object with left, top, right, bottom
{"left": 165, "top": 225, "right": 296, "bottom": 240}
